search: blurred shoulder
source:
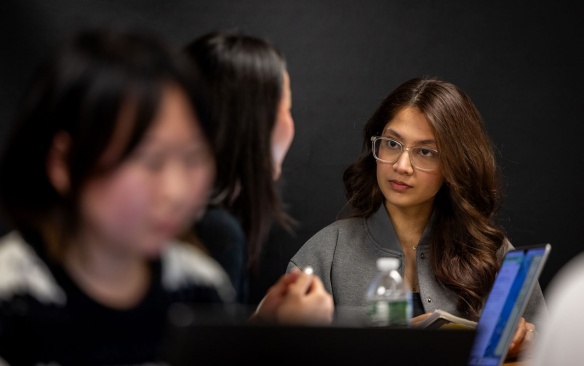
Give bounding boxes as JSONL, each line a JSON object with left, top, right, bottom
{"left": 161, "top": 240, "right": 236, "bottom": 302}
{"left": 196, "top": 206, "right": 244, "bottom": 241}
{"left": 0, "top": 231, "right": 66, "bottom": 305}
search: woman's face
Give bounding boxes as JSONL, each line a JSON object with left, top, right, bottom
{"left": 78, "top": 84, "right": 215, "bottom": 257}
{"left": 271, "top": 70, "right": 295, "bottom": 180}
{"left": 376, "top": 107, "right": 445, "bottom": 215}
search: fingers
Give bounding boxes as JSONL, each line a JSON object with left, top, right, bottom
{"left": 253, "top": 271, "right": 303, "bottom": 322}
{"left": 508, "top": 317, "right": 526, "bottom": 352}
{"left": 298, "top": 275, "right": 334, "bottom": 323}
{"left": 286, "top": 271, "right": 317, "bottom": 296}
{"left": 507, "top": 318, "right": 536, "bottom": 359}
{"left": 262, "top": 268, "right": 314, "bottom": 306}
{"left": 285, "top": 267, "right": 303, "bottom": 281}
{"left": 516, "top": 317, "right": 528, "bottom": 342}
{"left": 306, "top": 273, "right": 326, "bottom": 294}
{"left": 274, "top": 270, "right": 334, "bottom": 325}
{"left": 270, "top": 270, "right": 302, "bottom": 294}
{"left": 525, "top": 322, "right": 536, "bottom": 341}
{"left": 253, "top": 267, "right": 335, "bottom": 325}
{"left": 410, "top": 312, "right": 433, "bottom": 326}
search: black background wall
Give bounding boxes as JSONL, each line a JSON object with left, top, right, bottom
{"left": 1, "top": 1, "right": 582, "bottom": 304}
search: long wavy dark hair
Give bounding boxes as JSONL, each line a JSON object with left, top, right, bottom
{"left": 183, "top": 31, "right": 294, "bottom": 274}
{"left": 343, "top": 77, "right": 506, "bottom": 319}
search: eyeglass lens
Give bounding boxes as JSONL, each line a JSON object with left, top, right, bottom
{"left": 373, "top": 138, "right": 438, "bottom": 170}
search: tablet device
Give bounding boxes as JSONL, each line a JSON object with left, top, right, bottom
{"left": 468, "top": 243, "right": 551, "bottom": 366}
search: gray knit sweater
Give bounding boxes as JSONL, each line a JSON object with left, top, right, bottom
{"left": 288, "top": 204, "right": 546, "bottom": 326}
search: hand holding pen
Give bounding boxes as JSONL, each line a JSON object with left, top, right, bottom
{"left": 251, "top": 266, "right": 334, "bottom": 325}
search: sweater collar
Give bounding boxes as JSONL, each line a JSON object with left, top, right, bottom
{"left": 366, "top": 203, "right": 434, "bottom": 251}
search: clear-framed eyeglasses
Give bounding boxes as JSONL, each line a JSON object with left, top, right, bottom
{"left": 370, "top": 136, "right": 440, "bottom": 171}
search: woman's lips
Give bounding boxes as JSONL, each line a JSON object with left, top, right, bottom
{"left": 390, "top": 180, "right": 412, "bottom": 191}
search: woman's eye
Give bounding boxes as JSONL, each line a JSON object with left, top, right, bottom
{"left": 418, "top": 148, "right": 436, "bottom": 158}
{"left": 387, "top": 139, "right": 401, "bottom": 149}
{"left": 144, "top": 156, "right": 164, "bottom": 171}
{"left": 184, "top": 152, "right": 203, "bottom": 166}
{"left": 134, "top": 151, "right": 164, "bottom": 171}
{"left": 184, "top": 149, "right": 212, "bottom": 166}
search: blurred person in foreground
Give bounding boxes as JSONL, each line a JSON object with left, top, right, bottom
{"left": 0, "top": 28, "right": 332, "bottom": 366}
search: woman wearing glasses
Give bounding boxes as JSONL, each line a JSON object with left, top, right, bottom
{"left": 288, "top": 77, "right": 545, "bottom": 358}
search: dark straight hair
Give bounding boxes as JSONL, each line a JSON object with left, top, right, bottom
{"left": 183, "top": 30, "right": 294, "bottom": 273}
{"left": 343, "top": 77, "right": 506, "bottom": 319}
{"left": 0, "top": 28, "right": 211, "bottom": 260}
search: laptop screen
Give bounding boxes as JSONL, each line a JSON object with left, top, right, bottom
{"left": 468, "top": 244, "right": 551, "bottom": 366}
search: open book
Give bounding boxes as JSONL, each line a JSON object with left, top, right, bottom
{"left": 413, "top": 309, "right": 477, "bottom": 330}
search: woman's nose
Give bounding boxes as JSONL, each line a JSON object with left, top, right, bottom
{"left": 393, "top": 149, "right": 414, "bottom": 175}
{"left": 161, "top": 163, "right": 189, "bottom": 205}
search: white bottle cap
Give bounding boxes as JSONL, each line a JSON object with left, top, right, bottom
{"left": 376, "top": 257, "right": 399, "bottom": 271}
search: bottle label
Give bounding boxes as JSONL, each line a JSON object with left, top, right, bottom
{"left": 368, "top": 299, "right": 410, "bottom": 327}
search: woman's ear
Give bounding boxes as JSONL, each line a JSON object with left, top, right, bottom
{"left": 46, "top": 131, "right": 71, "bottom": 194}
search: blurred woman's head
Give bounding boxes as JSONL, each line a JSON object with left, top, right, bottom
{"left": 183, "top": 30, "right": 294, "bottom": 271}
{"left": 0, "top": 29, "right": 215, "bottom": 260}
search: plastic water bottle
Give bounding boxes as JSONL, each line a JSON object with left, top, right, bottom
{"left": 366, "top": 257, "right": 412, "bottom": 327}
